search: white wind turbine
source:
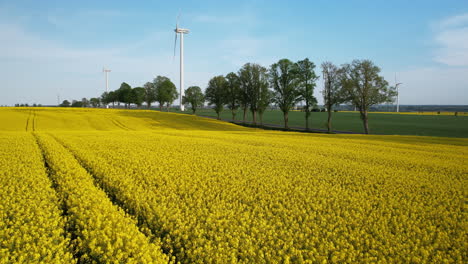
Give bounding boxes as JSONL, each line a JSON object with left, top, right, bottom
{"left": 174, "top": 15, "right": 189, "bottom": 111}
{"left": 103, "top": 67, "right": 111, "bottom": 109}
{"left": 394, "top": 73, "right": 403, "bottom": 112}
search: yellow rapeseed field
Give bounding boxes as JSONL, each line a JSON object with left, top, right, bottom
{"left": 0, "top": 107, "right": 466, "bottom": 263}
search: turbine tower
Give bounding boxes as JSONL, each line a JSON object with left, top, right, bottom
{"left": 394, "top": 73, "right": 402, "bottom": 112}
{"left": 103, "top": 67, "right": 111, "bottom": 109}
{"left": 174, "top": 17, "right": 189, "bottom": 111}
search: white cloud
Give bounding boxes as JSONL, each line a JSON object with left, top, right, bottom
{"left": 433, "top": 13, "right": 468, "bottom": 66}
{"left": 437, "top": 13, "right": 468, "bottom": 29}
{"left": 0, "top": 23, "right": 179, "bottom": 105}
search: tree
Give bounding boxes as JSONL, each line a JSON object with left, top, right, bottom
{"left": 269, "top": 59, "right": 301, "bottom": 129}
{"left": 153, "top": 76, "right": 170, "bottom": 110}
{"left": 90, "top": 97, "right": 100, "bottom": 107}
{"left": 132, "top": 87, "right": 145, "bottom": 108}
{"left": 238, "top": 66, "right": 251, "bottom": 123}
{"left": 60, "top": 100, "right": 70, "bottom": 107}
{"left": 225, "top": 72, "right": 241, "bottom": 120}
{"left": 108, "top": 91, "right": 117, "bottom": 107}
{"left": 341, "top": 59, "right": 396, "bottom": 134}
{"left": 155, "top": 78, "right": 178, "bottom": 111}
{"left": 322, "top": 62, "right": 346, "bottom": 133}
{"left": 101, "top": 92, "right": 109, "bottom": 107}
{"left": 258, "top": 89, "right": 273, "bottom": 125}
{"left": 239, "top": 63, "right": 268, "bottom": 125}
{"left": 117, "top": 82, "right": 133, "bottom": 108}
{"left": 143, "top": 82, "right": 156, "bottom": 109}
{"left": 295, "top": 58, "right": 319, "bottom": 131}
{"left": 81, "top": 98, "right": 89, "bottom": 107}
{"left": 183, "top": 86, "right": 204, "bottom": 114}
{"left": 205, "top": 76, "right": 227, "bottom": 119}
{"left": 71, "top": 100, "right": 83, "bottom": 107}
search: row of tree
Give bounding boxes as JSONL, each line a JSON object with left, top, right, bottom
{"left": 60, "top": 58, "right": 394, "bottom": 134}
{"left": 61, "top": 77, "right": 179, "bottom": 109}
{"left": 100, "top": 77, "right": 179, "bottom": 110}
{"left": 191, "top": 58, "right": 395, "bottom": 134}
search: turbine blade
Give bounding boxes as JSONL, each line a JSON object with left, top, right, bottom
{"left": 176, "top": 12, "right": 181, "bottom": 30}
{"left": 173, "top": 33, "right": 178, "bottom": 61}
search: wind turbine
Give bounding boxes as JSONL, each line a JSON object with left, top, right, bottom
{"left": 103, "top": 67, "right": 111, "bottom": 108}
{"left": 394, "top": 73, "right": 403, "bottom": 112}
{"left": 174, "top": 15, "right": 189, "bottom": 111}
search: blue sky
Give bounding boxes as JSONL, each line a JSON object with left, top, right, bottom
{"left": 1, "top": 0, "right": 467, "bottom": 105}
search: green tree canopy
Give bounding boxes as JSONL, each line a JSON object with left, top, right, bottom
{"left": 205, "top": 75, "right": 227, "bottom": 119}
{"left": 269, "top": 59, "right": 301, "bottom": 129}
{"left": 183, "top": 86, "right": 205, "bottom": 114}
{"left": 225, "top": 72, "right": 241, "bottom": 120}
{"left": 90, "top": 97, "right": 100, "bottom": 107}
{"left": 117, "top": 82, "right": 133, "bottom": 108}
{"left": 295, "top": 58, "right": 319, "bottom": 130}
{"left": 238, "top": 63, "right": 268, "bottom": 125}
{"left": 132, "top": 87, "right": 146, "bottom": 108}
{"left": 60, "top": 100, "right": 71, "bottom": 107}
{"left": 341, "top": 59, "right": 396, "bottom": 134}
{"left": 155, "top": 78, "right": 178, "bottom": 111}
{"left": 322, "top": 61, "right": 346, "bottom": 133}
{"left": 143, "top": 82, "right": 156, "bottom": 108}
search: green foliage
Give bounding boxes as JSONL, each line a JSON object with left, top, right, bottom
{"left": 155, "top": 77, "right": 178, "bottom": 111}
{"left": 322, "top": 61, "right": 346, "bottom": 132}
{"left": 71, "top": 100, "right": 84, "bottom": 107}
{"left": 270, "top": 59, "right": 301, "bottom": 113}
{"left": 269, "top": 59, "right": 301, "bottom": 128}
{"left": 341, "top": 59, "right": 396, "bottom": 133}
{"left": 205, "top": 75, "right": 227, "bottom": 119}
{"left": 60, "top": 100, "right": 71, "bottom": 107}
{"left": 143, "top": 82, "right": 156, "bottom": 108}
{"left": 90, "top": 98, "right": 100, "bottom": 107}
{"left": 183, "top": 86, "right": 204, "bottom": 114}
{"left": 238, "top": 63, "right": 269, "bottom": 124}
{"left": 81, "top": 98, "right": 89, "bottom": 107}
{"left": 117, "top": 82, "right": 133, "bottom": 108}
{"left": 132, "top": 87, "right": 146, "bottom": 107}
{"left": 295, "top": 58, "right": 319, "bottom": 125}
{"left": 225, "top": 72, "right": 241, "bottom": 119}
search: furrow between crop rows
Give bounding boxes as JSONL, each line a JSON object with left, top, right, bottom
{"left": 0, "top": 133, "right": 74, "bottom": 263}
{"left": 34, "top": 133, "right": 170, "bottom": 263}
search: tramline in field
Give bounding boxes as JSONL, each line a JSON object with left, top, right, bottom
{"left": 0, "top": 107, "right": 466, "bottom": 263}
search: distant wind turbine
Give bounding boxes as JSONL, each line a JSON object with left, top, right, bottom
{"left": 103, "top": 67, "right": 111, "bottom": 109}
{"left": 174, "top": 15, "right": 189, "bottom": 111}
{"left": 395, "top": 73, "right": 403, "bottom": 112}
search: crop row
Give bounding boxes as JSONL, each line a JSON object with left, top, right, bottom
{"left": 34, "top": 133, "right": 169, "bottom": 263}
{"left": 0, "top": 133, "right": 74, "bottom": 263}
{"left": 55, "top": 130, "right": 467, "bottom": 263}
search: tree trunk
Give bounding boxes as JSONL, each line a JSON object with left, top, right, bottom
{"left": 192, "top": 108, "right": 196, "bottom": 114}
{"left": 243, "top": 107, "right": 247, "bottom": 123}
{"left": 232, "top": 110, "right": 236, "bottom": 121}
{"left": 361, "top": 111, "right": 369, "bottom": 134}
{"left": 284, "top": 111, "right": 289, "bottom": 130}
{"left": 252, "top": 111, "right": 257, "bottom": 125}
{"left": 159, "top": 103, "right": 163, "bottom": 111}
{"left": 147, "top": 102, "right": 151, "bottom": 109}
{"left": 216, "top": 111, "right": 220, "bottom": 120}
{"left": 327, "top": 107, "right": 332, "bottom": 133}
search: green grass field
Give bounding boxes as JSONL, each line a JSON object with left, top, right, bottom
{"left": 175, "top": 109, "right": 468, "bottom": 138}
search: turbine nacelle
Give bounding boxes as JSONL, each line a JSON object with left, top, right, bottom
{"left": 175, "top": 28, "right": 189, "bottom": 34}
